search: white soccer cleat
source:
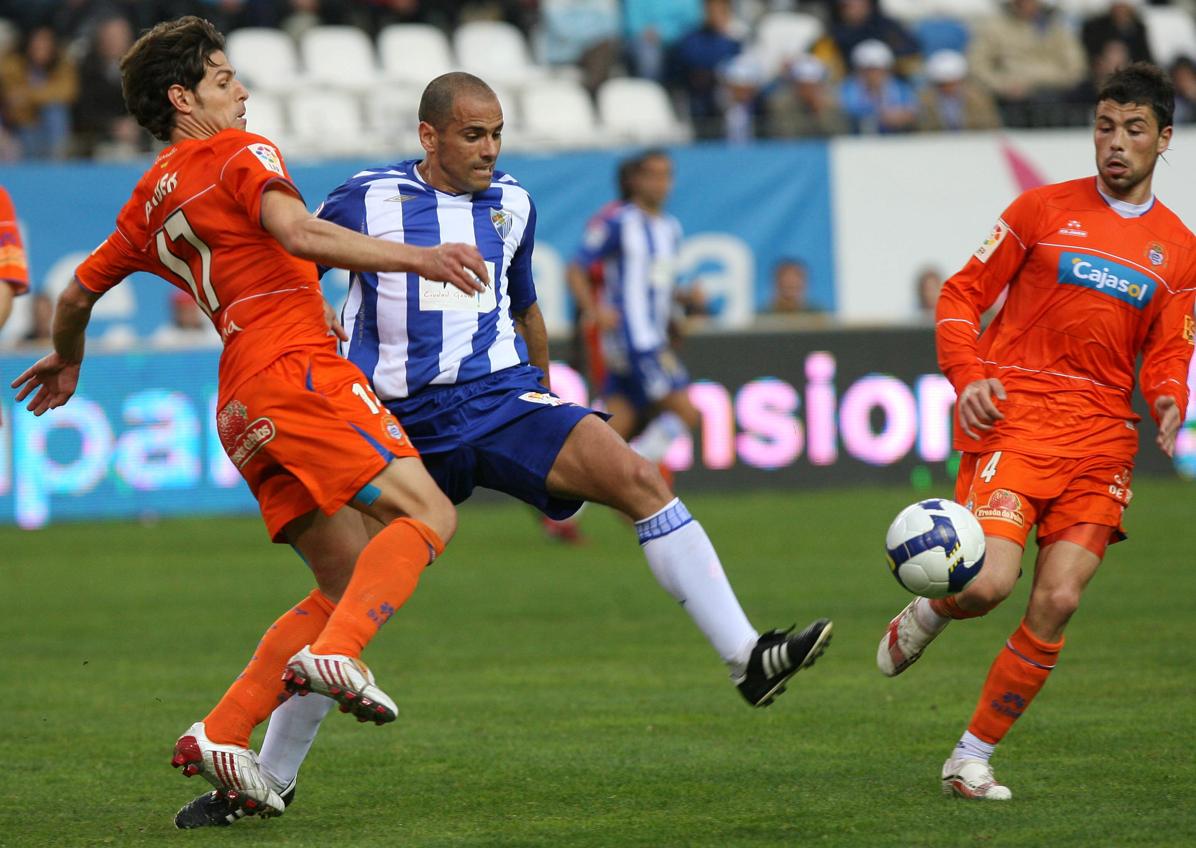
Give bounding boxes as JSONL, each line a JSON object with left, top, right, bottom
{"left": 282, "top": 645, "right": 398, "bottom": 725}
{"left": 170, "top": 721, "right": 286, "bottom": 818}
{"left": 877, "top": 599, "right": 942, "bottom": 677}
{"left": 941, "top": 757, "right": 1013, "bottom": 801}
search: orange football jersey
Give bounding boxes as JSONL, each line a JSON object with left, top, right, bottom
{"left": 75, "top": 129, "right": 330, "bottom": 402}
{"left": 938, "top": 177, "right": 1196, "bottom": 459}
{"left": 0, "top": 186, "right": 29, "bottom": 293}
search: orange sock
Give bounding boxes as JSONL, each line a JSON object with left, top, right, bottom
{"left": 931, "top": 595, "right": 995, "bottom": 620}
{"left": 203, "top": 589, "right": 335, "bottom": 747}
{"left": 967, "top": 619, "right": 1064, "bottom": 744}
{"left": 311, "top": 517, "right": 444, "bottom": 658}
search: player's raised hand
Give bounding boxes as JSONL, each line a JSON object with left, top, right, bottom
{"left": 420, "top": 243, "right": 490, "bottom": 294}
{"left": 11, "top": 352, "right": 82, "bottom": 416}
{"left": 957, "top": 377, "right": 1006, "bottom": 440}
{"left": 1154, "top": 395, "right": 1181, "bottom": 457}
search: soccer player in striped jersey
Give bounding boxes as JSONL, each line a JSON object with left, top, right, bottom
{"left": 876, "top": 63, "right": 1196, "bottom": 800}
{"left": 175, "top": 71, "right": 833, "bottom": 827}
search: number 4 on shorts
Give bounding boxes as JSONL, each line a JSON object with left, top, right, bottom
{"left": 980, "top": 451, "right": 1002, "bottom": 484}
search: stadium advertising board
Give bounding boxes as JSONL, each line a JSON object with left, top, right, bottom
{"left": 2, "top": 328, "right": 1191, "bottom": 529}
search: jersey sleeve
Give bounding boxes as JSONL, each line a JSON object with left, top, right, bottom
{"left": 0, "top": 188, "right": 29, "bottom": 294}
{"left": 220, "top": 135, "right": 303, "bottom": 228}
{"left": 74, "top": 227, "right": 145, "bottom": 294}
{"left": 1139, "top": 280, "right": 1196, "bottom": 423}
{"left": 572, "top": 210, "right": 619, "bottom": 268}
{"left": 936, "top": 189, "right": 1042, "bottom": 392}
{"left": 508, "top": 198, "right": 538, "bottom": 313}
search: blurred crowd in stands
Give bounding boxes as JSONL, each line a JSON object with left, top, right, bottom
{"left": 0, "top": 0, "right": 1193, "bottom": 158}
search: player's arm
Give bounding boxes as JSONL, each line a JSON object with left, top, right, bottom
{"left": 11, "top": 280, "right": 101, "bottom": 415}
{"left": 260, "top": 188, "right": 489, "bottom": 293}
{"left": 939, "top": 196, "right": 1038, "bottom": 439}
{"left": 1139, "top": 287, "right": 1196, "bottom": 457}
{"left": 513, "top": 302, "right": 551, "bottom": 390}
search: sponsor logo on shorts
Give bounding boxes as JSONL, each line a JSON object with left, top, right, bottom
{"left": 1057, "top": 251, "right": 1155, "bottom": 309}
{"left": 518, "top": 391, "right": 566, "bottom": 406}
{"left": 381, "top": 414, "right": 405, "bottom": 444}
{"left": 217, "top": 399, "right": 276, "bottom": 468}
{"left": 974, "top": 220, "right": 1009, "bottom": 264}
{"left": 974, "top": 488, "right": 1025, "bottom": 527}
{"left": 1108, "top": 467, "right": 1133, "bottom": 504}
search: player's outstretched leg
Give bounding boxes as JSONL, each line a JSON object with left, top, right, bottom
{"left": 877, "top": 597, "right": 949, "bottom": 677}
{"left": 736, "top": 619, "right": 833, "bottom": 707}
{"left": 175, "top": 778, "right": 297, "bottom": 829}
{"left": 170, "top": 721, "right": 286, "bottom": 819}
{"left": 282, "top": 645, "right": 398, "bottom": 724}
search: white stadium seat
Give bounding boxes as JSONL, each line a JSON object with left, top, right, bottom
{"left": 755, "top": 12, "right": 823, "bottom": 76}
{"left": 300, "top": 25, "right": 381, "bottom": 92}
{"left": 453, "top": 20, "right": 546, "bottom": 89}
{"left": 287, "top": 90, "right": 380, "bottom": 157}
{"left": 596, "top": 77, "right": 691, "bottom": 144}
{"left": 377, "top": 24, "right": 456, "bottom": 87}
{"left": 879, "top": 0, "right": 933, "bottom": 22}
{"left": 925, "top": 0, "right": 996, "bottom": 21}
{"left": 226, "top": 28, "right": 302, "bottom": 94}
{"left": 242, "top": 90, "right": 291, "bottom": 149}
{"left": 1143, "top": 6, "right": 1196, "bottom": 68}
{"left": 520, "top": 79, "right": 607, "bottom": 148}
{"left": 363, "top": 84, "right": 422, "bottom": 138}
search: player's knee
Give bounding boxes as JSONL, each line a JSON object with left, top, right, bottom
{"left": 419, "top": 494, "right": 457, "bottom": 547}
{"left": 622, "top": 452, "right": 673, "bottom": 514}
{"left": 1036, "top": 586, "right": 1082, "bottom": 626}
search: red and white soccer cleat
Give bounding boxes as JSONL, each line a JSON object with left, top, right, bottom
{"left": 170, "top": 722, "right": 286, "bottom": 818}
{"left": 282, "top": 645, "right": 398, "bottom": 725}
{"left": 941, "top": 757, "right": 1013, "bottom": 801}
{"left": 876, "top": 598, "right": 943, "bottom": 677}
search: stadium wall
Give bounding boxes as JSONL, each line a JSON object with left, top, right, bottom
{"left": 2, "top": 329, "right": 1193, "bottom": 529}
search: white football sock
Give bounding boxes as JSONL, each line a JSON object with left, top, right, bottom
{"left": 259, "top": 693, "right": 334, "bottom": 791}
{"left": 632, "top": 413, "right": 687, "bottom": 463}
{"left": 914, "top": 596, "right": 950, "bottom": 633}
{"left": 636, "top": 498, "right": 758, "bottom": 677}
{"left": 953, "top": 730, "right": 996, "bottom": 763}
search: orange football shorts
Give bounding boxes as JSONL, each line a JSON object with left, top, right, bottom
{"left": 954, "top": 449, "right": 1132, "bottom": 550}
{"left": 217, "top": 347, "right": 419, "bottom": 541}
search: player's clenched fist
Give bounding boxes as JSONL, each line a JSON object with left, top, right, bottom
{"left": 419, "top": 243, "right": 490, "bottom": 294}
{"left": 957, "top": 377, "right": 1006, "bottom": 440}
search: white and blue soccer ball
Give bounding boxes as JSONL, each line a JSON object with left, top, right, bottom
{"left": 885, "top": 499, "right": 985, "bottom": 598}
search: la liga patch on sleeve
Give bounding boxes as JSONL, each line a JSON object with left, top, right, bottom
{"left": 974, "top": 220, "right": 1009, "bottom": 263}
{"left": 248, "top": 143, "right": 284, "bottom": 176}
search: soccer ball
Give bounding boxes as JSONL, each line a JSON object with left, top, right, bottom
{"left": 884, "top": 499, "right": 985, "bottom": 598}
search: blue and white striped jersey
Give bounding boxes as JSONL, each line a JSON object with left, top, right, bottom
{"left": 573, "top": 202, "right": 683, "bottom": 365}
{"left": 318, "top": 159, "right": 537, "bottom": 400}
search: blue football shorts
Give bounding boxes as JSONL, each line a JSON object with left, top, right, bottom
{"left": 603, "top": 347, "right": 690, "bottom": 410}
{"left": 384, "top": 364, "right": 602, "bottom": 520}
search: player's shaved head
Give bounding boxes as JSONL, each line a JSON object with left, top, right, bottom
{"left": 121, "top": 16, "right": 225, "bottom": 141}
{"left": 419, "top": 72, "right": 497, "bottom": 130}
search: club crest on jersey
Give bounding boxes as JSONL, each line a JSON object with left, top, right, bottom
{"left": 974, "top": 220, "right": 1009, "bottom": 264}
{"left": 217, "top": 400, "right": 276, "bottom": 468}
{"left": 1057, "top": 251, "right": 1155, "bottom": 309}
{"left": 381, "top": 414, "right": 405, "bottom": 444}
{"left": 974, "top": 489, "right": 1025, "bottom": 527}
{"left": 1146, "top": 242, "right": 1166, "bottom": 267}
{"left": 248, "top": 143, "right": 284, "bottom": 176}
{"left": 490, "top": 209, "right": 512, "bottom": 240}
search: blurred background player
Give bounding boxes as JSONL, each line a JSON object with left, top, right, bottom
{"left": 876, "top": 62, "right": 1196, "bottom": 801}
{"left": 175, "top": 72, "right": 833, "bottom": 828}
{"left": 10, "top": 16, "right": 491, "bottom": 822}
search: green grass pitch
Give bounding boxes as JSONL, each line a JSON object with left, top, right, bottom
{"left": 2, "top": 481, "right": 1193, "bottom": 847}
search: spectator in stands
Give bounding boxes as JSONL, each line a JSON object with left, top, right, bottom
{"left": 540, "top": 0, "right": 621, "bottom": 94}
{"left": 812, "top": 0, "right": 920, "bottom": 81}
{"left": 0, "top": 26, "right": 78, "bottom": 159}
{"left": 1081, "top": 0, "right": 1153, "bottom": 66}
{"left": 718, "top": 51, "right": 765, "bottom": 143}
{"left": 768, "top": 258, "right": 823, "bottom": 315}
{"left": 1065, "top": 37, "right": 1131, "bottom": 121}
{"left": 626, "top": 0, "right": 704, "bottom": 82}
{"left": 671, "top": 0, "right": 744, "bottom": 139}
{"left": 763, "top": 54, "right": 849, "bottom": 138}
{"left": 72, "top": 15, "right": 148, "bottom": 159}
{"left": 839, "top": 39, "right": 917, "bottom": 135}
{"left": 968, "top": 0, "right": 1086, "bottom": 128}
{"left": 917, "top": 49, "right": 1001, "bottom": 132}
{"left": 916, "top": 266, "right": 944, "bottom": 319}
{"left": 1172, "top": 56, "right": 1196, "bottom": 124}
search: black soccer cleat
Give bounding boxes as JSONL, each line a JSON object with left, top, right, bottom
{"left": 174, "top": 780, "right": 296, "bottom": 829}
{"left": 736, "top": 619, "right": 833, "bottom": 707}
